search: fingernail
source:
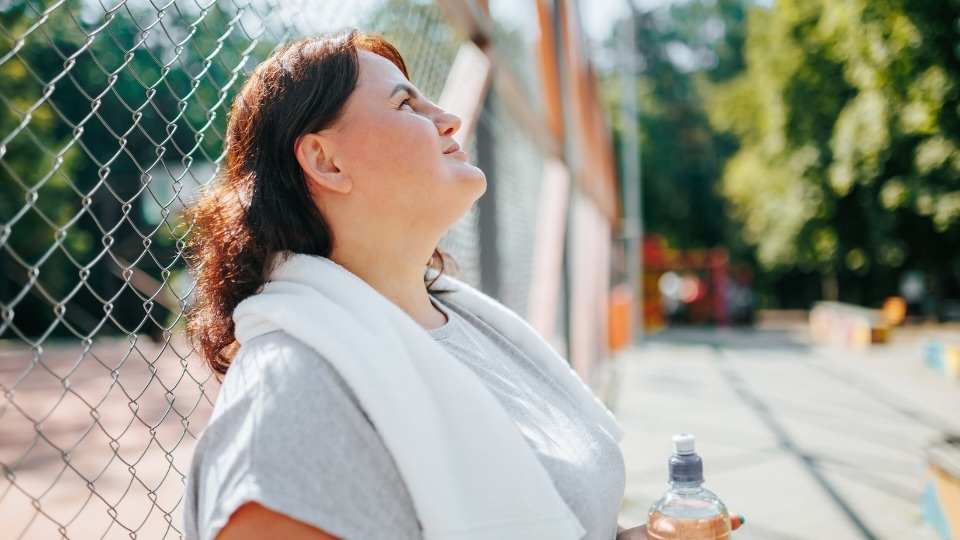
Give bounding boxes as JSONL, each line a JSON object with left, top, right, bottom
{"left": 738, "top": 514, "right": 746, "bottom": 525}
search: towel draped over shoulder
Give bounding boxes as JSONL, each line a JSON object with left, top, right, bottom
{"left": 232, "top": 253, "right": 624, "bottom": 540}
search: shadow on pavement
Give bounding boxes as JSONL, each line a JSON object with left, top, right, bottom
{"left": 643, "top": 326, "right": 811, "bottom": 353}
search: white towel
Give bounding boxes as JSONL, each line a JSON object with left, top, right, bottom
{"left": 232, "top": 253, "right": 624, "bottom": 540}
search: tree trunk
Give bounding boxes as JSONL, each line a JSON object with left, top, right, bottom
{"left": 821, "top": 271, "right": 839, "bottom": 302}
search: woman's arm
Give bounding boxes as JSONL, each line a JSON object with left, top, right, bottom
{"left": 217, "top": 502, "right": 341, "bottom": 540}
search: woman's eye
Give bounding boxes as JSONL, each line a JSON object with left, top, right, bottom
{"left": 399, "top": 98, "right": 413, "bottom": 110}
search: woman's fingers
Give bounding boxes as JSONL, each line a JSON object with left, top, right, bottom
{"left": 615, "top": 524, "right": 648, "bottom": 540}
{"left": 731, "top": 513, "right": 745, "bottom": 531}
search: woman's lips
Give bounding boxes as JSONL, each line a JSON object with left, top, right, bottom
{"left": 444, "top": 142, "right": 468, "bottom": 160}
{"left": 443, "top": 142, "right": 461, "bottom": 154}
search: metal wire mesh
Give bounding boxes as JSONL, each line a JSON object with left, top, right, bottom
{"left": 439, "top": 131, "right": 484, "bottom": 289}
{"left": 1, "top": 1, "right": 269, "bottom": 537}
{"left": 480, "top": 90, "right": 544, "bottom": 318}
{"left": 0, "top": 1, "right": 555, "bottom": 538}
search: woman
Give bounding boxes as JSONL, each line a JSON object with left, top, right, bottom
{"left": 182, "top": 30, "right": 703, "bottom": 540}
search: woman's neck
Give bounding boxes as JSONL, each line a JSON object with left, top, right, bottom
{"left": 329, "top": 247, "right": 447, "bottom": 329}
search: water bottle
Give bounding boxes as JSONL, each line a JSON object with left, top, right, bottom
{"left": 647, "top": 433, "right": 731, "bottom": 540}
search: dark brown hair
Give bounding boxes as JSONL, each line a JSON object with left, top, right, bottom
{"left": 186, "top": 31, "right": 452, "bottom": 377}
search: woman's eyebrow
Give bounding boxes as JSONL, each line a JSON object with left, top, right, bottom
{"left": 390, "top": 83, "right": 418, "bottom": 98}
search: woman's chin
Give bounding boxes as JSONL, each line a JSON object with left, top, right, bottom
{"left": 462, "top": 168, "right": 487, "bottom": 195}
{"left": 439, "top": 192, "right": 485, "bottom": 229}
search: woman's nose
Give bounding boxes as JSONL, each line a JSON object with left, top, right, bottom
{"left": 436, "top": 109, "right": 462, "bottom": 137}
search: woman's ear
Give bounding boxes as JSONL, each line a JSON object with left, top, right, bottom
{"left": 295, "top": 133, "right": 353, "bottom": 194}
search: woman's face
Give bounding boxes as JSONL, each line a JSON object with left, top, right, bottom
{"left": 307, "top": 51, "right": 486, "bottom": 245}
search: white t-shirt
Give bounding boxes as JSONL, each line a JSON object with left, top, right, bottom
{"left": 183, "top": 294, "right": 625, "bottom": 540}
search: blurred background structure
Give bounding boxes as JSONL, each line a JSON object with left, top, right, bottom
{"left": 605, "top": 0, "right": 960, "bottom": 329}
{"left": 2, "top": 0, "right": 960, "bottom": 539}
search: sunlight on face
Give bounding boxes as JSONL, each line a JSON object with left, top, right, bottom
{"left": 328, "top": 51, "right": 486, "bottom": 239}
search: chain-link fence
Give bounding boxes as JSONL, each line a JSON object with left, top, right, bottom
{"left": 0, "top": 0, "right": 618, "bottom": 538}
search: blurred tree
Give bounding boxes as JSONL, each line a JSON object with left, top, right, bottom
{"left": 605, "top": 0, "right": 753, "bottom": 253}
{"left": 0, "top": 1, "right": 268, "bottom": 338}
{"left": 707, "top": 0, "right": 960, "bottom": 312}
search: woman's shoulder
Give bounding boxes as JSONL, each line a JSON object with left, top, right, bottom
{"left": 231, "top": 330, "right": 332, "bottom": 377}
{"left": 218, "top": 331, "right": 359, "bottom": 412}
{"left": 234, "top": 330, "right": 323, "bottom": 368}
{"left": 186, "top": 332, "right": 420, "bottom": 540}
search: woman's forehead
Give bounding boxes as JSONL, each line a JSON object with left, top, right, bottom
{"left": 357, "top": 51, "right": 408, "bottom": 90}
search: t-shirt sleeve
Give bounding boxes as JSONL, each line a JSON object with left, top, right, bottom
{"left": 184, "top": 332, "right": 422, "bottom": 540}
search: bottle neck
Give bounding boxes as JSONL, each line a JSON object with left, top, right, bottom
{"left": 668, "top": 452, "right": 703, "bottom": 485}
{"left": 670, "top": 481, "right": 704, "bottom": 494}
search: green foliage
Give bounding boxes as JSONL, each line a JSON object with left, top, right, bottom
{"left": 605, "top": 0, "right": 752, "bottom": 252}
{"left": 707, "top": 0, "right": 960, "bottom": 307}
{"left": 0, "top": 1, "right": 266, "bottom": 338}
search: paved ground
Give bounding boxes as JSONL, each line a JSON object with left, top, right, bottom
{"left": 4, "top": 323, "right": 958, "bottom": 539}
{"left": 0, "top": 336, "right": 217, "bottom": 539}
{"left": 614, "top": 324, "right": 960, "bottom": 540}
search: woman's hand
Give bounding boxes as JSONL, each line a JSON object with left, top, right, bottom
{"left": 616, "top": 524, "right": 650, "bottom": 540}
{"left": 616, "top": 514, "right": 745, "bottom": 540}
